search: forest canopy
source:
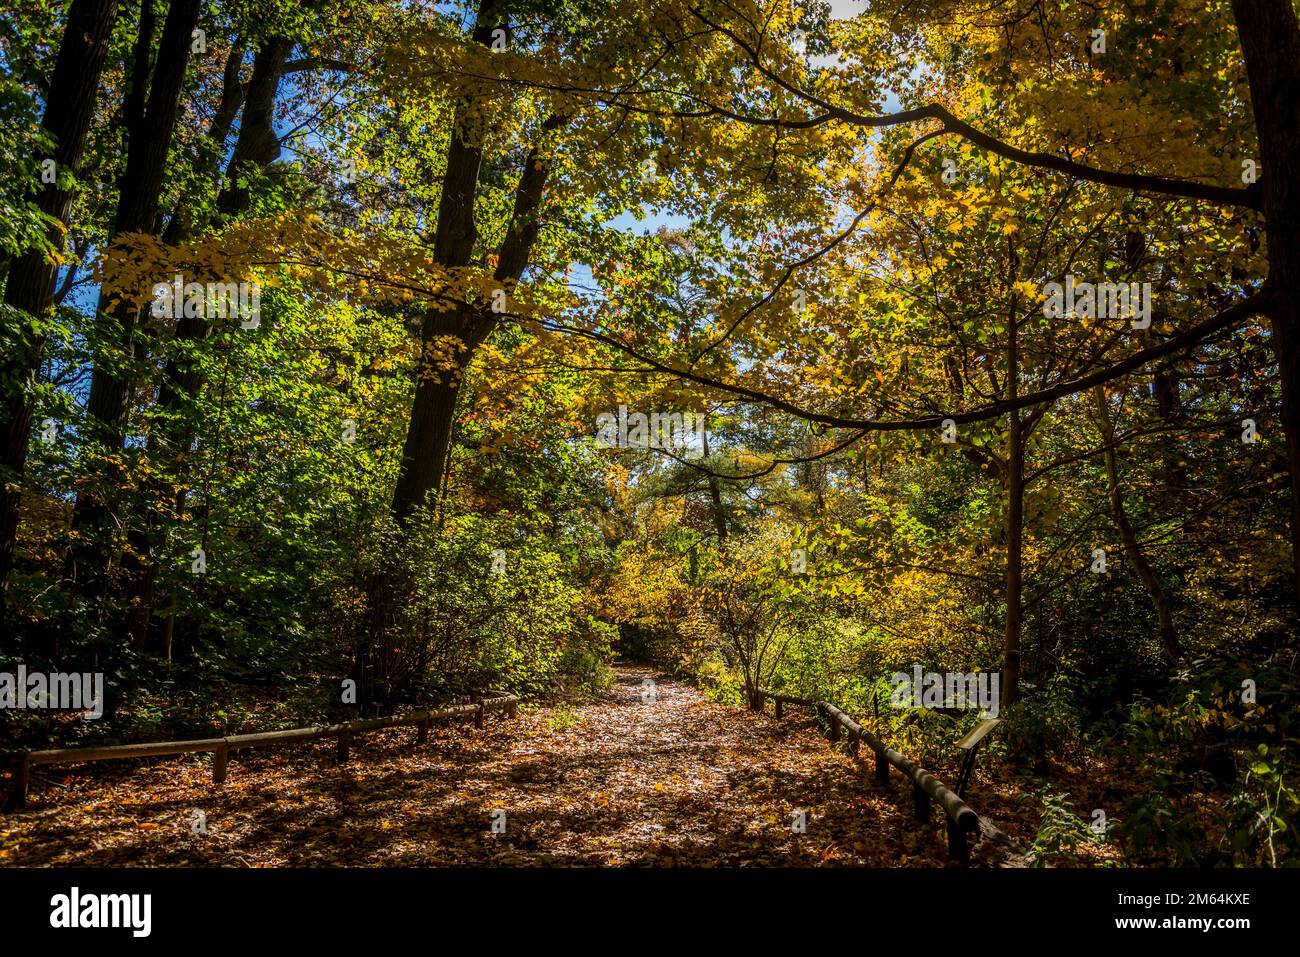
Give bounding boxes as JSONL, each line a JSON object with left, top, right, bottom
{"left": 1, "top": 0, "right": 1297, "bottom": 868}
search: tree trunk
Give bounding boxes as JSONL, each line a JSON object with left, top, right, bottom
{"left": 354, "top": 1, "right": 501, "bottom": 708}
{"left": 0, "top": 0, "right": 119, "bottom": 611}
{"left": 1232, "top": 0, "right": 1300, "bottom": 603}
{"left": 1002, "top": 279, "right": 1024, "bottom": 708}
{"left": 386, "top": 2, "right": 501, "bottom": 521}
{"left": 161, "top": 35, "right": 249, "bottom": 245}
{"left": 126, "top": 35, "right": 293, "bottom": 650}
{"left": 391, "top": 313, "right": 472, "bottom": 523}
{"left": 81, "top": 0, "right": 202, "bottom": 449}
{"left": 69, "top": 0, "right": 201, "bottom": 607}
{"left": 1151, "top": 361, "right": 1188, "bottom": 494}
{"left": 389, "top": 107, "right": 566, "bottom": 522}
{"left": 215, "top": 37, "right": 295, "bottom": 218}
{"left": 702, "top": 423, "right": 728, "bottom": 543}
{"left": 1093, "top": 386, "right": 1182, "bottom": 662}
{"left": 1003, "top": 405, "right": 1024, "bottom": 709}
{"left": 359, "top": 3, "right": 569, "bottom": 707}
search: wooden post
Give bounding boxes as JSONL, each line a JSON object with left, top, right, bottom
{"left": 507, "top": 698, "right": 518, "bottom": 719}
{"left": 337, "top": 729, "right": 351, "bottom": 762}
{"left": 947, "top": 818, "right": 970, "bottom": 863}
{"left": 474, "top": 702, "right": 484, "bottom": 729}
{"left": 212, "top": 743, "right": 228, "bottom": 785}
{"left": 775, "top": 698, "right": 783, "bottom": 719}
{"left": 849, "top": 728, "right": 861, "bottom": 757}
{"left": 875, "top": 750, "right": 889, "bottom": 784}
{"left": 6, "top": 754, "right": 31, "bottom": 811}
{"left": 417, "top": 717, "right": 429, "bottom": 744}
{"left": 913, "top": 782, "right": 930, "bottom": 822}
{"left": 828, "top": 710, "right": 840, "bottom": 743}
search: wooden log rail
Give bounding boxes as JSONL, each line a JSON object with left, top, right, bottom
{"left": 4, "top": 694, "right": 519, "bottom": 812}
{"left": 757, "top": 689, "right": 981, "bottom": 863}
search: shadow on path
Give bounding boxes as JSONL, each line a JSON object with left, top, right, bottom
{"left": 4, "top": 665, "right": 960, "bottom": 867}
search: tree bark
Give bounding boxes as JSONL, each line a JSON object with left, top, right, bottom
{"left": 363, "top": 5, "right": 570, "bottom": 708}
{"left": 161, "top": 35, "right": 249, "bottom": 245}
{"left": 1001, "top": 266, "right": 1025, "bottom": 708}
{"left": 390, "top": 108, "right": 564, "bottom": 520}
{"left": 392, "top": 313, "right": 474, "bottom": 523}
{"left": 388, "top": 3, "right": 499, "bottom": 521}
{"left": 1003, "top": 384, "right": 1024, "bottom": 710}
{"left": 81, "top": 0, "right": 202, "bottom": 450}
{"left": 0, "top": 0, "right": 119, "bottom": 611}
{"left": 1232, "top": 0, "right": 1300, "bottom": 603}
{"left": 215, "top": 37, "right": 294, "bottom": 218}
{"left": 356, "top": 0, "right": 502, "bottom": 708}
{"left": 125, "top": 35, "right": 293, "bottom": 650}
{"left": 68, "top": 0, "right": 202, "bottom": 605}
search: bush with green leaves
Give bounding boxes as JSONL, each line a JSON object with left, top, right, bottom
{"left": 352, "top": 511, "right": 613, "bottom": 703}
{"left": 1110, "top": 651, "right": 1299, "bottom": 866}
{"left": 1026, "top": 791, "right": 1108, "bottom": 867}
{"left": 999, "top": 666, "right": 1085, "bottom": 766}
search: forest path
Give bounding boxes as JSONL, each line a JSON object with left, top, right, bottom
{"left": 4, "top": 664, "right": 962, "bottom": 866}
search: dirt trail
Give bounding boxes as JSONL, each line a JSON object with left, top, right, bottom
{"left": 3, "top": 665, "right": 966, "bottom": 866}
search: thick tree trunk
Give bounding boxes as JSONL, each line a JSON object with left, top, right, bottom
{"left": 161, "top": 35, "right": 249, "bottom": 246}
{"left": 69, "top": 0, "right": 201, "bottom": 606}
{"left": 392, "top": 327, "right": 469, "bottom": 523}
{"left": 386, "top": 3, "right": 500, "bottom": 521}
{"left": 215, "top": 37, "right": 294, "bottom": 218}
{"left": 1151, "top": 362, "right": 1188, "bottom": 494}
{"left": 126, "top": 36, "right": 293, "bottom": 650}
{"left": 1232, "top": 0, "right": 1300, "bottom": 603}
{"left": 81, "top": 0, "right": 202, "bottom": 449}
{"left": 0, "top": 0, "right": 119, "bottom": 611}
{"left": 1093, "top": 387, "right": 1182, "bottom": 662}
{"left": 389, "top": 111, "right": 565, "bottom": 522}
{"left": 359, "top": 2, "right": 569, "bottom": 707}
{"left": 355, "top": 1, "right": 500, "bottom": 709}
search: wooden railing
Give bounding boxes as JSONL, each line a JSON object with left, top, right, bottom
{"left": 757, "top": 689, "right": 981, "bottom": 863}
{"left": 4, "top": 693, "right": 519, "bottom": 811}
